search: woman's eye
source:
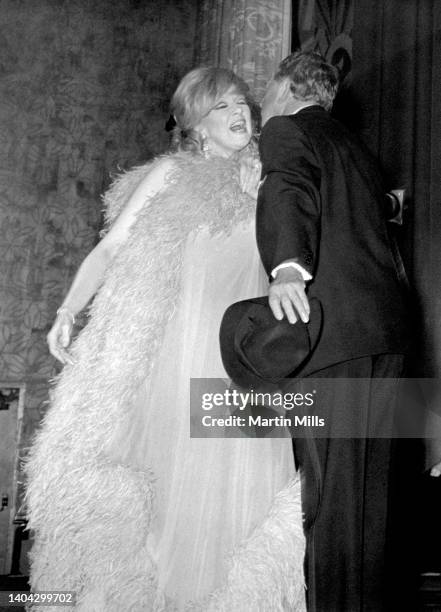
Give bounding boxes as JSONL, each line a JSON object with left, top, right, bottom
{"left": 212, "top": 98, "right": 247, "bottom": 110}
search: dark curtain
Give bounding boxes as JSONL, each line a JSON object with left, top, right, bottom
{"left": 349, "top": 0, "right": 441, "bottom": 581}
{"left": 294, "top": 0, "right": 353, "bottom": 70}
{"left": 350, "top": 0, "right": 441, "bottom": 378}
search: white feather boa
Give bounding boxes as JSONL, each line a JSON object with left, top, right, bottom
{"left": 24, "top": 152, "right": 305, "bottom": 611}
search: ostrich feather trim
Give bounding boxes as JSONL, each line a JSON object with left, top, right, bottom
{"left": 24, "top": 151, "right": 305, "bottom": 611}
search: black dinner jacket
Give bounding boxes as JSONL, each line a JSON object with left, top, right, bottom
{"left": 256, "top": 106, "right": 409, "bottom": 373}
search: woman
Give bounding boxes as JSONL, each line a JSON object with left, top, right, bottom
{"left": 25, "top": 67, "right": 305, "bottom": 611}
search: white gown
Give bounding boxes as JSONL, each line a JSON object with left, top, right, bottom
{"left": 109, "top": 221, "right": 301, "bottom": 608}
{"left": 25, "top": 153, "right": 305, "bottom": 611}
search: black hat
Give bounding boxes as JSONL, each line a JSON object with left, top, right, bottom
{"left": 219, "top": 296, "right": 322, "bottom": 391}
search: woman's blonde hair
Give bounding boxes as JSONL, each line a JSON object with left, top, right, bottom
{"left": 170, "top": 67, "right": 259, "bottom": 152}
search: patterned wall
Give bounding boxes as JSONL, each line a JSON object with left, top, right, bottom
{"left": 0, "top": 0, "right": 197, "bottom": 469}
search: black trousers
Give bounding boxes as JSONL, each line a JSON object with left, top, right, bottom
{"left": 290, "top": 354, "right": 406, "bottom": 612}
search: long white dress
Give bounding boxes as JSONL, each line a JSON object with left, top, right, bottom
{"left": 25, "top": 152, "right": 305, "bottom": 611}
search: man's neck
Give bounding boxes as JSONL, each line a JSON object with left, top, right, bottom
{"left": 289, "top": 101, "right": 319, "bottom": 115}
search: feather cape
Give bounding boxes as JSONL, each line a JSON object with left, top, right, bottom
{"left": 24, "top": 151, "right": 305, "bottom": 611}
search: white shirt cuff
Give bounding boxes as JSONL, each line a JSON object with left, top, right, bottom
{"left": 271, "top": 261, "right": 313, "bottom": 281}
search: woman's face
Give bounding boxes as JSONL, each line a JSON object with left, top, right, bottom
{"left": 196, "top": 86, "right": 252, "bottom": 157}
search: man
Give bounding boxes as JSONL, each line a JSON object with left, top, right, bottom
{"left": 257, "top": 52, "right": 409, "bottom": 611}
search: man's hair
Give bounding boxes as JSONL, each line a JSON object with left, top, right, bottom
{"left": 275, "top": 51, "right": 339, "bottom": 111}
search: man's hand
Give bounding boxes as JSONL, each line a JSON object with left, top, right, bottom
{"left": 430, "top": 460, "right": 441, "bottom": 477}
{"left": 269, "top": 267, "right": 310, "bottom": 324}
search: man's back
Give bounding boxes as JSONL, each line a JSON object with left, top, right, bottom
{"left": 257, "top": 106, "right": 408, "bottom": 372}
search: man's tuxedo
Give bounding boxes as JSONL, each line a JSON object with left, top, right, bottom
{"left": 256, "top": 106, "right": 410, "bottom": 611}
{"left": 257, "top": 106, "right": 409, "bottom": 373}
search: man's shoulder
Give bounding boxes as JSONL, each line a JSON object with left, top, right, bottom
{"left": 260, "top": 115, "right": 311, "bottom": 153}
{"left": 261, "top": 114, "right": 301, "bottom": 135}
{"left": 261, "top": 109, "right": 336, "bottom": 144}
{"left": 294, "top": 109, "right": 372, "bottom": 159}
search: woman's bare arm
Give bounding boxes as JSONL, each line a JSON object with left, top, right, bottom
{"left": 49, "top": 158, "right": 174, "bottom": 364}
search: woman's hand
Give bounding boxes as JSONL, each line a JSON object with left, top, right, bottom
{"left": 47, "top": 309, "right": 75, "bottom": 365}
{"left": 44, "top": 159, "right": 174, "bottom": 366}
{"left": 240, "top": 157, "right": 262, "bottom": 199}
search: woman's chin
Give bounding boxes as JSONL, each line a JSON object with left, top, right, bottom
{"left": 210, "top": 135, "right": 252, "bottom": 158}
{"left": 230, "top": 134, "right": 252, "bottom": 151}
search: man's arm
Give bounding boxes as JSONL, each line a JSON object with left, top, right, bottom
{"left": 256, "top": 116, "right": 321, "bottom": 323}
{"left": 257, "top": 115, "right": 321, "bottom": 275}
